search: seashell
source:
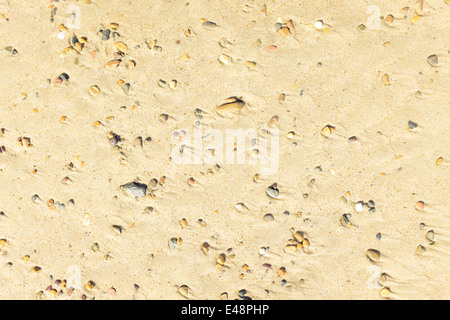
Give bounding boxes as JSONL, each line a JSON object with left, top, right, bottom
{"left": 105, "top": 59, "right": 121, "bottom": 69}
{"left": 112, "top": 225, "right": 122, "bottom": 234}
{"left": 169, "top": 238, "right": 178, "bottom": 249}
{"left": 266, "top": 184, "right": 279, "bottom": 199}
{"left": 284, "top": 244, "right": 297, "bottom": 253}
{"left": 426, "top": 230, "right": 434, "bottom": 242}
{"left": 427, "top": 54, "right": 438, "bottom": 67}
{"left": 321, "top": 125, "right": 335, "bottom": 137}
{"left": 89, "top": 85, "right": 100, "bottom": 96}
{"left": 216, "top": 253, "right": 226, "bottom": 265}
{"left": 201, "top": 242, "right": 209, "bottom": 254}
{"left": 367, "top": 249, "right": 381, "bottom": 262}
{"left": 215, "top": 98, "right": 245, "bottom": 117}
{"left": 121, "top": 182, "right": 147, "bottom": 197}
{"left": 85, "top": 281, "right": 96, "bottom": 290}
{"left": 114, "top": 41, "right": 128, "bottom": 53}
{"left": 379, "top": 287, "right": 391, "bottom": 298}
{"left": 340, "top": 214, "right": 352, "bottom": 227}
{"left": 235, "top": 202, "right": 249, "bottom": 212}
{"left": 416, "top": 244, "right": 426, "bottom": 254}
{"left": 293, "top": 231, "right": 304, "bottom": 242}
{"left": 218, "top": 54, "right": 232, "bottom": 65}
{"left": 178, "top": 285, "right": 191, "bottom": 298}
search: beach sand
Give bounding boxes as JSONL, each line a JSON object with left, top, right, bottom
{"left": 0, "top": 0, "right": 449, "bottom": 299}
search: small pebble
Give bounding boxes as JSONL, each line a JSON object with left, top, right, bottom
{"left": 408, "top": 120, "right": 418, "bottom": 129}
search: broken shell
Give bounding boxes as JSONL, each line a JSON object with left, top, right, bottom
{"left": 215, "top": 99, "right": 246, "bottom": 117}
{"left": 436, "top": 157, "right": 443, "bottom": 165}
{"left": 416, "top": 244, "right": 426, "bottom": 254}
{"left": 0, "top": 239, "right": 6, "bottom": 248}
{"left": 293, "top": 231, "right": 304, "bottom": 242}
{"left": 121, "top": 182, "right": 147, "bottom": 197}
{"left": 367, "top": 249, "right": 381, "bottom": 262}
{"left": 114, "top": 41, "right": 128, "bottom": 53}
{"left": 31, "top": 266, "right": 41, "bottom": 273}
{"left": 169, "top": 80, "right": 177, "bottom": 89}
{"left": 201, "top": 242, "right": 210, "bottom": 254}
{"left": 321, "top": 125, "right": 335, "bottom": 137}
{"left": 203, "top": 20, "right": 218, "bottom": 30}
{"left": 277, "top": 27, "right": 290, "bottom": 37}
{"left": 218, "top": 54, "right": 232, "bottom": 65}
{"left": 180, "top": 218, "right": 188, "bottom": 228}
{"left": 384, "top": 14, "right": 394, "bottom": 24}
{"left": 169, "top": 238, "right": 178, "bottom": 249}
{"left": 245, "top": 61, "right": 257, "bottom": 69}
{"left": 427, "top": 54, "right": 439, "bottom": 67}
{"left": 85, "top": 281, "right": 96, "bottom": 290}
{"left": 112, "top": 225, "right": 122, "bottom": 234}
{"left": 178, "top": 285, "right": 191, "bottom": 298}
{"left": 379, "top": 287, "right": 391, "bottom": 298}
{"left": 340, "top": 214, "right": 352, "bottom": 227}
{"left": 216, "top": 253, "right": 226, "bottom": 265}
{"left": 284, "top": 244, "right": 297, "bottom": 253}
{"left": 302, "top": 238, "right": 310, "bottom": 250}
{"left": 426, "top": 230, "right": 435, "bottom": 242}
{"left": 89, "top": 85, "right": 100, "bottom": 96}
{"left": 105, "top": 59, "right": 121, "bottom": 69}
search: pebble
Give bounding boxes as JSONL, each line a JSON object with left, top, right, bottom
{"left": 202, "top": 19, "right": 218, "bottom": 28}
{"left": 408, "top": 120, "right": 418, "bottom": 129}
{"left": 101, "top": 29, "right": 111, "bottom": 41}
{"left": 436, "top": 157, "right": 443, "bottom": 165}
{"left": 415, "top": 201, "right": 425, "bottom": 211}
{"left": 0, "top": 239, "right": 7, "bottom": 248}
{"left": 376, "top": 233, "right": 382, "bottom": 240}
{"left": 355, "top": 202, "right": 363, "bottom": 212}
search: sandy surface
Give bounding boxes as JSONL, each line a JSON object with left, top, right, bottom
{"left": 0, "top": 0, "right": 449, "bottom": 300}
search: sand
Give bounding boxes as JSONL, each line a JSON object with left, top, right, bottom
{"left": 0, "top": 0, "right": 449, "bottom": 300}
